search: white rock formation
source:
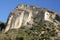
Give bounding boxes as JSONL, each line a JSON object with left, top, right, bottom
{"left": 4, "top": 4, "right": 60, "bottom": 33}
{"left": 44, "top": 11, "right": 56, "bottom": 22}
{"left": 45, "top": 11, "right": 52, "bottom": 22}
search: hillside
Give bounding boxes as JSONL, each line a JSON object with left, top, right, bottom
{"left": 0, "top": 4, "right": 60, "bottom": 40}
{"left": 0, "top": 21, "right": 60, "bottom": 40}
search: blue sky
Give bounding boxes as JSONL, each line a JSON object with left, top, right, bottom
{"left": 0, "top": 0, "right": 60, "bottom": 22}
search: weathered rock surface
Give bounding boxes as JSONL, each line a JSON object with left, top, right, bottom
{"left": 4, "top": 4, "right": 60, "bottom": 33}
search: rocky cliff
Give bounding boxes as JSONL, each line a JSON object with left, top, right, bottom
{"left": 4, "top": 4, "right": 60, "bottom": 33}
{"left": 0, "top": 4, "right": 60, "bottom": 40}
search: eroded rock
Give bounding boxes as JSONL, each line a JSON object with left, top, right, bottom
{"left": 4, "top": 4, "right": 60, "bottom": 33}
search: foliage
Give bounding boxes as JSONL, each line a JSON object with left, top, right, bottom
{"left": 0, "top": 21, "right": 5, "bottom": 31}
{"left": 0, "top": 20, "right": 58, "bottom": 40}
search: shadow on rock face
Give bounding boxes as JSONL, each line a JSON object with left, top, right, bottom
{"left": 55, "top": 15, "right": 60, "bottom": 22}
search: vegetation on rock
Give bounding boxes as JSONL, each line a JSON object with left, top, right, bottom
{"left": 0, "top": 20, "right": 59, "bottom": 40}
{"left": 0, "top": 21, "right": 5, "bottom": 31}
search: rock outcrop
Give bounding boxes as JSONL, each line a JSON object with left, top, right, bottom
{"left": 4, "top": 4, "right": 60, "bottom": 33}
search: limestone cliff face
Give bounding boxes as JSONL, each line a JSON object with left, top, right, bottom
{"left": 4, "top": 4, "right": 60, "bottom": 32}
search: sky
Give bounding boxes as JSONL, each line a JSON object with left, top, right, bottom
{"left": 0, "top": 0, "right": 60, "bottom": 22}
